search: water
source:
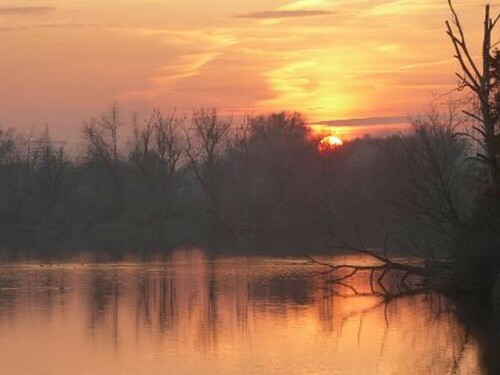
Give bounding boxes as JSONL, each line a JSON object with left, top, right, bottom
{"left": 0, "top": 249, "right": 492, "bottom": 374}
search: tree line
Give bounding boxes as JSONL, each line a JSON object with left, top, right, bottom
{"left": 0, "top": 103, "right": 482, "bottom": 260}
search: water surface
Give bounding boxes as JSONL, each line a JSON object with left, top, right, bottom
{"left": 0, "top": 249, "right": 490, "bottom": 374}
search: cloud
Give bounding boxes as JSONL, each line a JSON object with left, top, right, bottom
{"left": 374, "top": 43, "right": 400, "bottom": 53}
{"left": 0, "top": 23, "right": 98, "bottom": 33}
{"left": 0, "top": 6, "right": 55, "bottom": 16}
{"left": 314, "top": 115, "right": 410, "bottom": 127}
{"left": 280, "top": 0, "right": 334, "bottom": 11}
{"left": 368, "top": 1, "right": 444, "bottom": 16}
{"left": 235, "top": 10, "right": 336, "bottom": 19}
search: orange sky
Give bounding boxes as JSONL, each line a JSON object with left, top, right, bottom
{"left": 0, "top": 0, "right": 496, "bottom": 140}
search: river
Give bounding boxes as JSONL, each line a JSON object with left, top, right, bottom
{"left": 0, "top": 249, "right": 493, "bottom": 374}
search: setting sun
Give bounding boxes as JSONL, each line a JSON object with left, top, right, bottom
{"left": 319, "top": 135, "right": 344, "bottom": 152}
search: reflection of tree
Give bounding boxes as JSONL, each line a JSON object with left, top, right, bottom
{"left": 158, "top": 276, "right": 177, "bottom": 332}
{"left": 250, "top": 275, "right": 314, "bottom": 309}
{"left": 312, "top": 266, "right": 484, "bottom": 374}
{"left": 0, "top": 274, "right": 19, "bottom": 319}
{"left": 133, "top": 274, "right": 178, "bottom": 334}
{"left": 234, "top": 277, "right": 250, "bottom": 334}
{"left": 199, "top": 261, "right": 218, "bottom": 350}
{"left": 136, "top": 276, "right": 152, "bottom": 327}
{"left": 37, "top": 270, "right": 67, "bottom": 319}
{"left": 452, "top": 295, "right": 500, "bottom": 375}
{"left": 87, "top": 271, "right": 120, "bottom": 348}
{"left": 127, "top": 250, "right": 251, "bottom": 350}
{"left": 14, "top": 268, "right": 68, "bottom": 321}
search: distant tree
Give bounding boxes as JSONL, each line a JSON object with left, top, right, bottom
{"left": 128, "top": 109, "right": 185, "bottom": 247}
{"left": 185, "top": 108, "right": 232, "bottom": 231}
{"left": 0, "top": 128, "right": 15, "bottom": 163}
{"left": 30, "top": 128, "right": 69, "bottom": 212}
{"left": 130, "top": 109, "right": 184, "bottom": 193}
{"left": 82, "top": 104, "right": 124, "bottom": 205}
{"left": 220, "top": 112, "right": 321, "bottom": 248}
{"left": 384, "top": 106, "right": 471, "bottom": 259}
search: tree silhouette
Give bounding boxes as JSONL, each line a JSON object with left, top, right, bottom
{"left": 446, "top": 0, "right": 500, "bottom": 190}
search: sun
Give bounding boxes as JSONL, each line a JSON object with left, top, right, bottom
{"left": 319, "top": 135, "right": 344, "bottom": 153}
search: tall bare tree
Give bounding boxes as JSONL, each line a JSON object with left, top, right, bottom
{"left": 185, "top": 108, "right": 232, "bottom": 229}
{"left": 82, "top": 104, "right": 124, "bottom": 205}
{"left": 446, "top": 0, "right": 500, "bottom": 190}
{"left": 130, "top": 109, "right": 184, "bottom": 195}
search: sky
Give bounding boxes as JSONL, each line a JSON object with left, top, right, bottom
{"left": 0, "top": 0, "right": 497, "bottom": 141}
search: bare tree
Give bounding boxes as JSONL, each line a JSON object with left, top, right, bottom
{"left": 130, "top": 109, "right": 184, "bottom": 193}
{"left": 185, "top": 108, "right": 232, "bottom": 228}
{"left": 154, "top": 110, "right": 184, "bottom": 177}
{"left": 82, "top": 104, "right": 122, "bottom": 164}
{"left": 82, "top": 104, "right": 124, "bottom": 204}
{"left": 446, "top": 0, "right": 500, "bottom": 189}
{"left": 30, "top": 128, "right": 69, "bottom": 212}
{"left": 391, "top": 106, "right": 472, "bottom": 260}
{"left": 0, "top": 129, "right": 15, "bottom": 164}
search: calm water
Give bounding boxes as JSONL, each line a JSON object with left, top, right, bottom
{"left": 0, "top": 249, "right": 493, "bottom": 374}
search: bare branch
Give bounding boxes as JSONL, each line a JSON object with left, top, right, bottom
{"left": 462, "top": 110, "right": 484, "bottom": 124}
{"left": 446, "top": 1, "right": 482, "bottom": 81}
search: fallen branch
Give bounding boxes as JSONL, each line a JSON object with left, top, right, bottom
{"left": 306, "top": 244, "right": 455, "bottom": 297}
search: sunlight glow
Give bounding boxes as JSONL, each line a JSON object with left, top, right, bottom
{"left": 319, "top": 135, "right": 344, "bottom": 152}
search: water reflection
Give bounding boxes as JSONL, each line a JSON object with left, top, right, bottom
{"left": 0, "top": 249, "right": 495, "bottom": 374}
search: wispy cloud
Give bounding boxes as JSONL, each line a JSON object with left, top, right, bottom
{"left": 368, "top": 0, "right": 444, "bottom": 16}
{"left": 235, "top": 10, "right": 336, "bottom": 19}
{"left": 0, "top": 23, "right": 99, "bottom": 33}
{"left": 0, "top": 6, "right": 55, "bottom": 16}
{"left": 280, "top": 0, "right": 334, "bottom": 11}
{"left": 314, "top": 116, "right": 410, "bottom": 127}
